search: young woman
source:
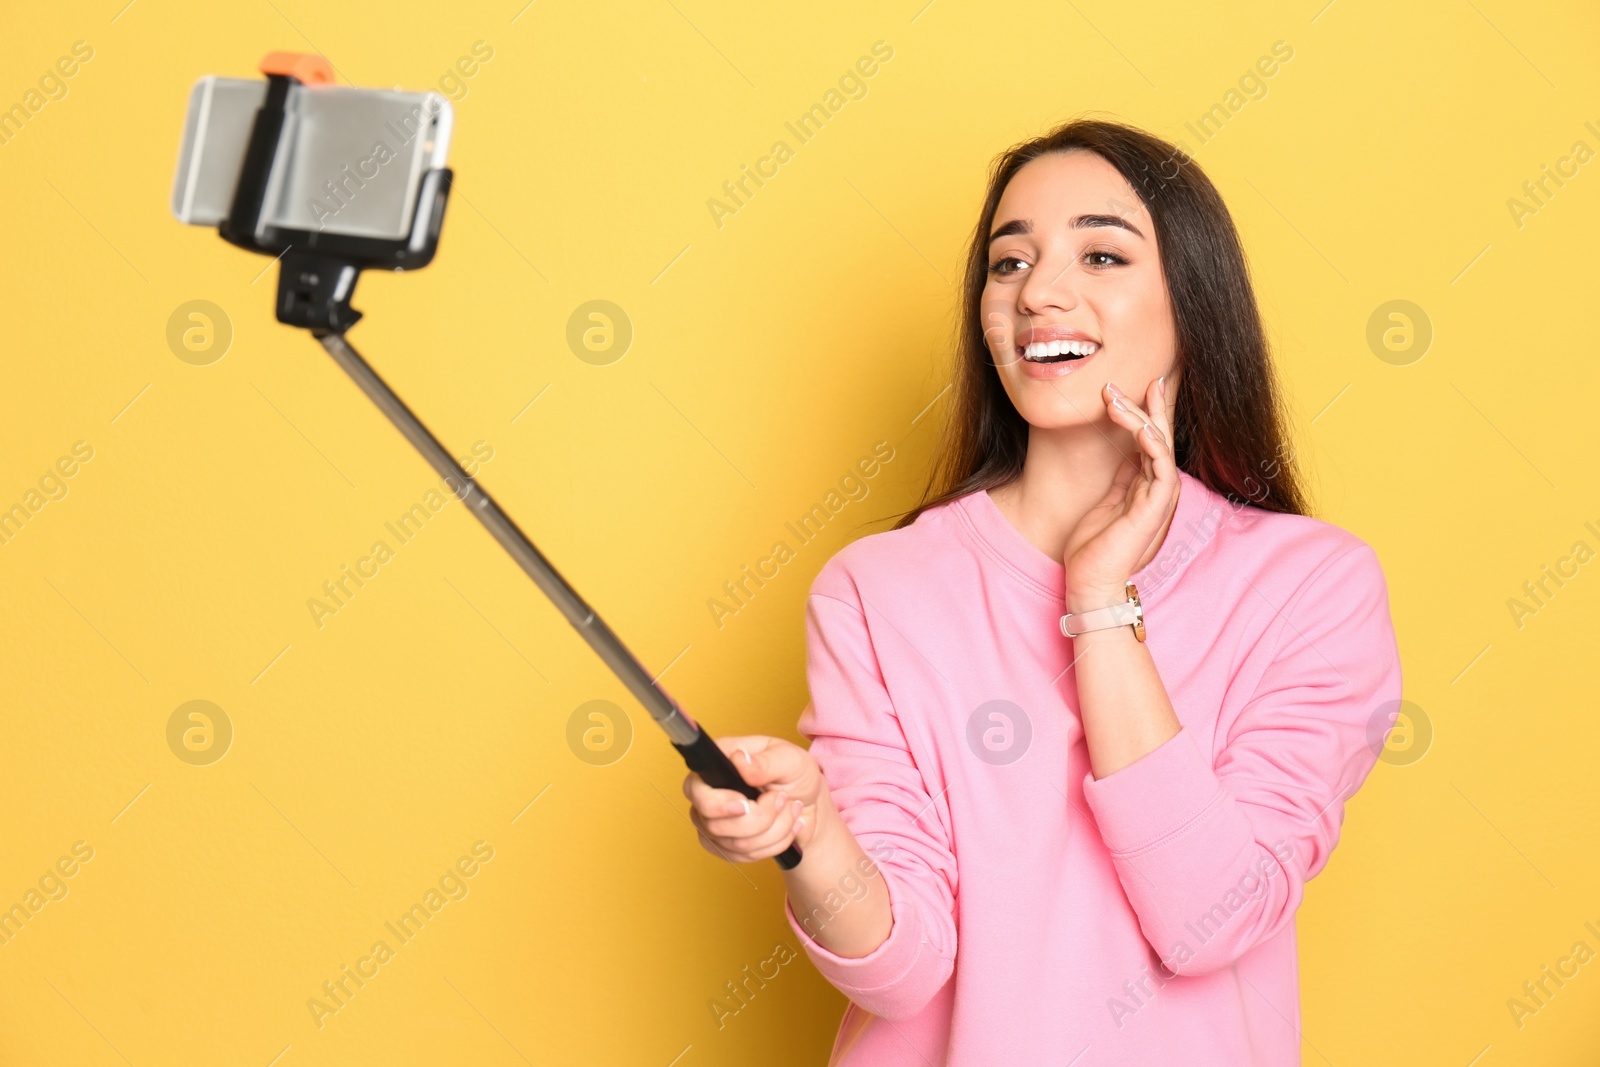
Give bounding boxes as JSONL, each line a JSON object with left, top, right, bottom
{"left": 681, "top": 118, "right": 1402, "bottom": 1064}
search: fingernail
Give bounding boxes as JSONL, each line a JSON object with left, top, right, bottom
{"left": 790, "top": 799, "right": 803, "bottom": 816}
{"left": 1112, "top": 397, "right": 1128, "bottom": 411}
{"left": 1158, "top": 375, "right": 1166, "bottom": 398}
{"left": 1107, "top": 382, "right": 1121, "bottom": 395}
{"left": 739, "top": 798, "right": 751, "bottom": 816}
{"left": 736, "top": 747, "right": 751, "bottom": 765}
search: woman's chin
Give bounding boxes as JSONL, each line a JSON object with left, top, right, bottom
{"left": 1015, "top": 401, "right": 1103, "bottom": 431}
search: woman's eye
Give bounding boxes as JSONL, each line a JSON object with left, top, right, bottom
{"left": 989, "top": 251, "right": 1126, "bottom": 276}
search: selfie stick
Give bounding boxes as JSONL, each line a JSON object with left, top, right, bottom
{"left": 216, "top": 53, "right": 801, "bottom": 870}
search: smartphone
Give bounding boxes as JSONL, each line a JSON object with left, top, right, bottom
{"left": 171, "top": 76, "right": 452, "bottom": 241}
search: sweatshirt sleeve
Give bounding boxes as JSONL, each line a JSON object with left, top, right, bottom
{"left": 782, "top": 577, "right": 959, "bottom": 1021}
{"left": 1079, "top": 540, "right": 1403, "bottom": 977}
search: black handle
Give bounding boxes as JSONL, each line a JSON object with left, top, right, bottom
{"left": 675, "top": 730, "right": 803, "bottom": 870}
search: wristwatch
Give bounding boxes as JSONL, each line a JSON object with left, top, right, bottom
{"left": 1060, "top": 581, "right": 1146, "bottom": 642}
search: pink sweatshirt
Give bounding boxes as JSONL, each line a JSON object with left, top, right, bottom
{"left": 782, "top": 468, "right": 1403, "bottom": 1065}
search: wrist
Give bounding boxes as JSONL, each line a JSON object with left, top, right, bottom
{"left": 806, "top": 793, "right": 854, "bottom": 856}
{"left": 1066, "top": 582, "right": 1129, "bottom": 614}
{"left": 784, "top": 798, "right": 860, "bottom": 887}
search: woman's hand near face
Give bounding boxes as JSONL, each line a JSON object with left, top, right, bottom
{"left": 681, "top": 735, "right": 830, "bottom": 864}
{"left": 1062, "top": 374, "right": 1180, "bottom": 611}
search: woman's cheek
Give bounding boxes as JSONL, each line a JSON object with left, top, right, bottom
{"left": 1105, "top": 294, "right": 1166, "bottom": 357}
{"left": 978, "top": 296, "right": 1012, "bottom": 355}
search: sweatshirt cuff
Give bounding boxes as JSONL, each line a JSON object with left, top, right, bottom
{"left": 784, "top": 863, "right": 929, "bottom": 994}
{"left": 1081, "top": 726, "right": 1225, "bottom": 855}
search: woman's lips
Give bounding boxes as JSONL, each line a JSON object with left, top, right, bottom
{"left": 1016, "top": 342, "right": 1099, "bottom": 379}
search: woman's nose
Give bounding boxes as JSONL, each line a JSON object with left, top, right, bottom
{"left": 1018, "top": 253, "right": 1082, "bottom": 315}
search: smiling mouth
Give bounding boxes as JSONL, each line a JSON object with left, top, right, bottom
{"left": 1019, "top": 340, "right": 1099, "bottom": 363}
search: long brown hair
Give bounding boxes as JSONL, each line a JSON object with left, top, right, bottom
{"left": 891, "top": 117, "right": 1309, "bottom": 529}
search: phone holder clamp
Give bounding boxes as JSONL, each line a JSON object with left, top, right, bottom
{"left": 218, "top": 53, "right": 452, "bottom": 337}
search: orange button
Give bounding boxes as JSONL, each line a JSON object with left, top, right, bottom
{"left": 258, "top": 52, "right": 334, "bottom": 85}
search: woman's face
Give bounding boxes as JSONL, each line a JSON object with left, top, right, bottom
{"left": 980, "top": 149, "right": 1179, "bottom": 430}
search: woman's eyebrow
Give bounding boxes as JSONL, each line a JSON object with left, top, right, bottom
{"left": 988, "top": 214, "right": 1145, "bottom": 242}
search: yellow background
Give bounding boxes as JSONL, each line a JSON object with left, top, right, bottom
{"left": 2, "top": 0, "right": 1597, "bottom": 1063}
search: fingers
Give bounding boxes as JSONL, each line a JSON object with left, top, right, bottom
{"left": 1139, "top": 376, "right": 1177, "bottom": 482}
{"left": 1104, "top": 380, "right": 1170, "bottom": 459}
{"left": 1104, "top": 380, "right": 1154, "bottom": 432}
{"left": 688, "top": 779, "right": 803, "bottom": 862}
{"left": 690, "top": 779, "right": 781, "bottom": 839}
{"left": 737, "top": 792, "right": 805, "bottom": 858}
{"left": 682, "top": 771, "right": 752, "bottom": 818}
{"left": 1151, "top": 374, "right": 1174, "bottom": 441}
{"left": 1104, "top": 381, "right": 1155, "bottom": 483}
{"left": 710, "top": 734, "right": 791, "bottom": 789}
{"left": 1104, "top": 379, "right": 1177, "bottom": 505}
{"left": 681, "top": 734, "right": 820, "bottom": 863}
{"left": 1127, "top": 375, "right": 1173, "bottom": 440}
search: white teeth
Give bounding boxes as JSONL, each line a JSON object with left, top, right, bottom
{"left": 1022, "top": 340, "right": 1098, "bottom": 361}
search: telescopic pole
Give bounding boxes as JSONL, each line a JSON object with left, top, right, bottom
{"left": 314, "top": 330, "right": 803, "bottom": 871}
{"left": 210, "top": 52, "right": 798, "bottom": 870}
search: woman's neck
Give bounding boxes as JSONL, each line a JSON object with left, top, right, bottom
{"left": 988, "top": 422, "right": 1180, "bottom": 572}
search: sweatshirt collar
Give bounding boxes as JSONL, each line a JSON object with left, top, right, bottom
{"left": 953, "top": 468, "right": 1219, "bottom": 605}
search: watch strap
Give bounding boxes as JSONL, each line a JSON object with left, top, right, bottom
{"left": 1059, "top": 582, "right": 1146, "bottom": 642}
